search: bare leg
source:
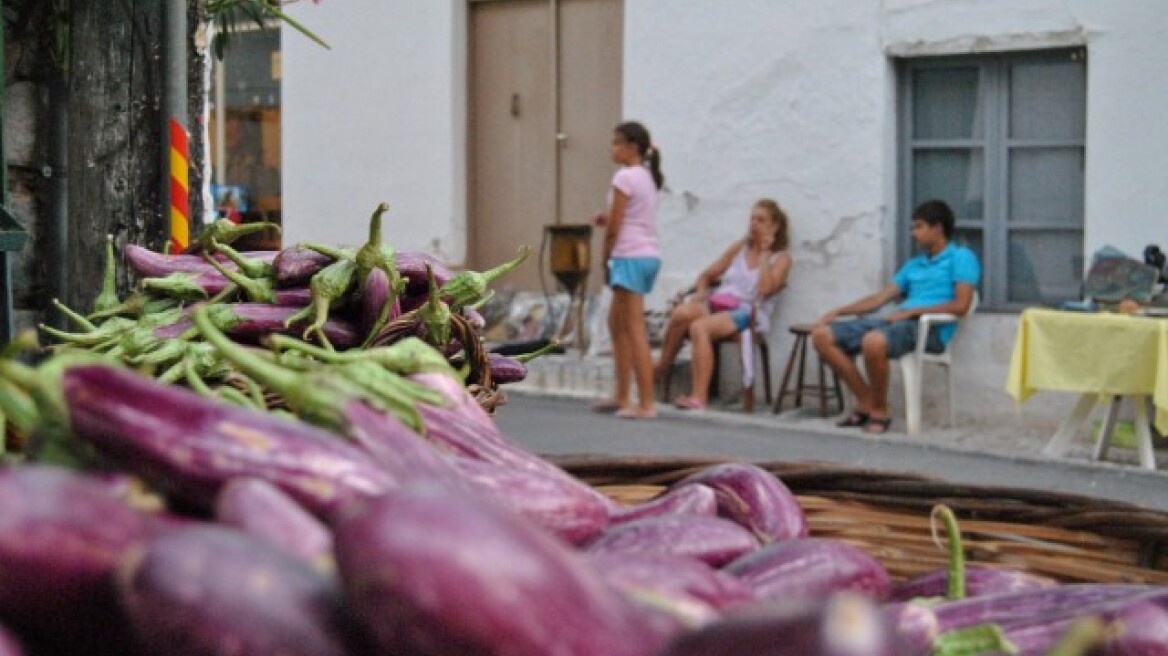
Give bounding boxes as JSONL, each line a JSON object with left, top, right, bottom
{"left": 608, "top": 291, "right": 632, "bottom": 409}
{"left": 811, "top": 324, "right": 873, "bottom": 414}
{"left": 687, "top": 313, "right": 739, "bottom": 405}
{"left": 617, "top": 289, "right": 657, "bottom": 414}
{"left": 655, "top": 301, "right": 705, "bottom": 380}
{"left": 860, "top": 331, "right": 891, "bottom": 419}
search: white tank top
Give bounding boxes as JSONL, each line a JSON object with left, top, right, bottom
{"left": 715, "top": 247, "right": 782, "bottom": 332}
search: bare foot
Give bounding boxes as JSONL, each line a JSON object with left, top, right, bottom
{"left": 616, "top": 406, "right": 657, "bottom": 420}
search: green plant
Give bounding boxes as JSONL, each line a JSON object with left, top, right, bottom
{"left": 207, "top": 0, "right": 329, "bottom": 60}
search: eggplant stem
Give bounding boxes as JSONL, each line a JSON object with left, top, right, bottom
{"left": 930, "top": 504, "right": 967, "bottom": 600}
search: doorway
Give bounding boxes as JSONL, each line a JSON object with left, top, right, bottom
{"left": 468, "top": 0, "right": 623, "bottom": 293}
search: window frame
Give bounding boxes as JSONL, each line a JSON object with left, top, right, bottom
{"left": 896, "top": 47, "right": 1087, "bottom": 311}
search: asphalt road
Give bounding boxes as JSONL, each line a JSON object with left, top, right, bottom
{"left": 496, "top": 391, "right": 1168, "bottom": 513}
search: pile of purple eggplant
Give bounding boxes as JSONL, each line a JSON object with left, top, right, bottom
{"left": 37, "top": 206, "right": 537, "bottom": 411}
{"left": 1, "top": 342, "right": 1166, "bottom": 655}
{"left": 0, "top": 215, "right": 1165, "bottom": 654}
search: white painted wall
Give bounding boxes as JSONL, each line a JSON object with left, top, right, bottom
{"left": 278, "top": 0, "right": 1167, "bottom": 431}
{"left": 622, "top": 0, "right": 1167, "bottom": 430}
{"left": 282, "top": 0, "right": 467, "bottom": 261}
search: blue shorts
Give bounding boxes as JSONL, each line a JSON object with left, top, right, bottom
{"left": 829, "top": 317, "right": 944, "bottom": 359}
{"left": 608, "top": 257, "right": 660, "bottom": 295}
{"left": 727, "top": 306, "right": 752, "bottom": 332}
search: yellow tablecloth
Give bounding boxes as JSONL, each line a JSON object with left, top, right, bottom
{"left": 1005, "top": 308, "right": 1168, "bottom": 434}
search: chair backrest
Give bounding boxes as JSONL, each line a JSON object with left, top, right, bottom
{"left": 924, "top": 290, "right": 979, "bottom": 362}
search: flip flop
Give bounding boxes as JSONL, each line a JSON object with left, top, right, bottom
{"left": 672, "top": 396, "right": 706, "bottom": 411}
{"left": 590, "top": 399, "right": 623, "bottom": 414}
{"left": 864, "top": 416, "right": 893, "bottom": 435}
{"left": 836, "top": 411, "right": 870, "bottom": 428}
{"left": 617, "top": 407, "right": 658, "bottom": 420}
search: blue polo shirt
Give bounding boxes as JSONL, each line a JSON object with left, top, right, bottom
{"left": 893, "top": 243, "right": 981, "bottom": 345}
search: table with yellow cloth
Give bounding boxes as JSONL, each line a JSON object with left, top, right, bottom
{"left": 1005, "top": 307, "right": 1168, "bottom": 470}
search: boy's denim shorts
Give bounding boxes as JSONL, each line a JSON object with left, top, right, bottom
{"left": 608, "top": 257, "right": 661, "bottom": 295}
{"left": 830, "top": 317, "right": 944, "bottom": 359}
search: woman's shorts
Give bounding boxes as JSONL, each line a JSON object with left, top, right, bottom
{"left": 608, "top": 257, "right": 661, "bottom": 295}
{"left": 829, "top": 317, "right": 944, "bottom": 359}
{"left": 727, "top": 306, "right": 752, "bottom": 332}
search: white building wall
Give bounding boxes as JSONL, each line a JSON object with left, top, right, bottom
{"left": 280, "top": 0, "right": 1167, "bottom": 431}
{"left": 624, "top": 0, "right": 1168, "bottom": 430}
{"left": 282, "top": 0, "right": 467, "bottom": 262}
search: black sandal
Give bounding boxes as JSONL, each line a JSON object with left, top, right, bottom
{"left": 864, "top": 416, "right": 893, "bottom": 434}
{"left": 836, "top": 411, "right": 870, "bottom": 428}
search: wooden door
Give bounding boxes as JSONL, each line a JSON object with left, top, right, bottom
{"left": 468, "top": 0, "right": 622, "bottom": 293}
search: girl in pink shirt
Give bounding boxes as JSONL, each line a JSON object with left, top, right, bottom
{"left": 593, "top": 121, "right": 664, "bottom": 419}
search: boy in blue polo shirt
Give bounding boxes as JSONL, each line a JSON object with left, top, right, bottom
{"left": 810, "top": 200, "right": 980, "bottom": 434}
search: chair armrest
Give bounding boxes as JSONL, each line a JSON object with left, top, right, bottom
{"left": 918, "top": 313, "right": 959, "bottom": 329}
{"left": 915, "top": 313, "right": 959, "bottom": 355}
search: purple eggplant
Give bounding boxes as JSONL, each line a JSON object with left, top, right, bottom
{"left": 203, "top": 302, "right": 360, "bottom": 348}
{"left": 588, "top": 552, "right": 757, "bottom": 612}
{"left": 63, "top": 364, "right": 396, "bottom": 518}
{"left": 124, "top": 243, "right": 277, "bottom": 278}
{"left": 142, "top": 270, "right": 234, "bottom": 299}
{"left": 0, "top": 466, "right": 160, "bottom": 650}
{"left": 398, "top": 250, "right": 454, "bottom": 294}
{"left": 725, "top": 537, "right": 892, "bottom": 602}
{"left": 611, "top": 483, "right": 718, "bottom": 525}
{"left": 892, "top": 584, "right": 1154, "bottom": 636}
{"left": 0, "top": 625, "right": 22, "bottom": 656}
{"left": 357, "top": 267, "right": 401, "bottom": 344}
{"left": 585, "top": 515, "right": 760, "bottom": 567}
{"left": 451, "top": 457, "right": 611, "bottom": 545}
{"left": 333, "top": 483, "right": 667, "bottom": 656}
{"left": 890, "top": 565, "right": 1058, "bottom": 602}
{"left": 214, "top": 477, "right": 334, "bottom": 569}
{"left": 273, "top": 246, "right": 335, "bottom": 287}
{"left": 410, "top": 371, "right": 620, "bottom": 511}
{"left": 116, "top": 524, "right": 352, "bottom": 656}
{"left": 658, "top": 593, "right": 898, "bottom": 656}
{"left": 1102, "top": 596, "right": 1168, "bottom": 655}
{"left": 883, "top": 602, "right": 940, "bottom": 656}
{"left": 488, "top": 352, "right": 529, "bottom": 384}
{"left": 675, "top": 462, "right": 807, "bottom": 543}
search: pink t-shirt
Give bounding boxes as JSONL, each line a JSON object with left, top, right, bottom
{"left": 608, "top": 165, "right": 660, "bottom": 258}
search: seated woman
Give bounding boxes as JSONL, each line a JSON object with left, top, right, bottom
{"left": 655, "top": 199, "right": 792, "bottom": 410}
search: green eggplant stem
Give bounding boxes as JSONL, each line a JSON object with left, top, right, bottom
{"left": 0, "top": 376, "right": 40, "bottom": 438}
{"left": 515, "top": 339, "right": 560, "bottom": 363}
{"left": 932, "top": 624, "right": 1017, "bottom": 656}
{"left": 202, "top": 250, "right": 273, "bottom": 303}
{"left": 183, "top": 359, "right": 216, "bottom": 397}
{"left": 931, "top": 504, "right": 967, "bottom": 600}
{"left": 301, "top": 242, "right": 353, "bottom": 261}
{"left": 1043, "top": 617, "right": 1106, "bottom": 656}
{"left": 208, "top": 239, "right": 271, "bottom": 279}
{"left": 355, "top": 203, "right": 390, "bottom": 281}
{"left": 53, "top": 298, "right": 98, "bottom": 332}
{"left": 193, "top": 306, "right": 302, "bottom": 402}
{"left": 93, "top": 235, "right": 121, "bottom": 314}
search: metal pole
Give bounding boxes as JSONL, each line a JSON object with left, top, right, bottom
{"left": 163, "top": 0, "right": 189, "bottom": 247}
{"left": 45, "top": 0, "right": 70, "bottom": 326}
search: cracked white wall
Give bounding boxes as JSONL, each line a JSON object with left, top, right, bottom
{"left": 625, "top": 0, "right": 1168, "bottom": 428}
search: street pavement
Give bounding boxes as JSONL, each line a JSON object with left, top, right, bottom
{"left": 495, "top": 390, "right": 1168, "bottom": 513}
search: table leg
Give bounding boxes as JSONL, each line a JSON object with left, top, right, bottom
{"left": 1091, "top": 395, "right": 1122, "bottom": 462}
{"left": 1133, "top": 395, "right": 1157, "bottom": 471}
{"left": 1042, "top": 393, "right": 1100, "bottom": 458}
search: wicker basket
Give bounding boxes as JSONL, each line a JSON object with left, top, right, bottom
{"left": 551, "top": 455, "right": 1168, "bottom": 586}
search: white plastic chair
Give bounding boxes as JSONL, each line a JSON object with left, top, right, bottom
{"left": 900, "top": 291, "right": 979, "bottom": 435}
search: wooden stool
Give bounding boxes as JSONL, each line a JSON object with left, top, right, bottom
{"left": 773, "top": 323, "right": 844, "bottom": 416}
